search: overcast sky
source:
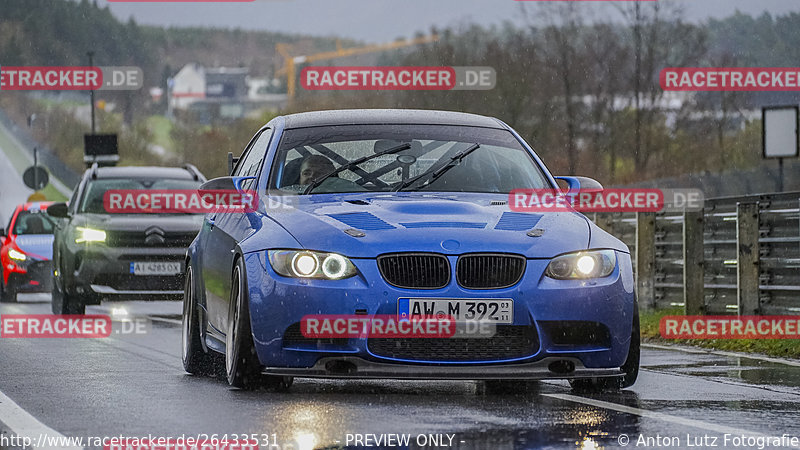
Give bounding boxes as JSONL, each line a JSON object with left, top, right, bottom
{"left": 99, "top": 0, "right": 800, "bottom": 42}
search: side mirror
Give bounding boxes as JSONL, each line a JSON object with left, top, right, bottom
{"left": 198, "top": 176, "right": 257, "bottom": 210}
{"left": 554, "top": 176, "right": 604, "bottom": 194}
{"left": 200, "top": 176, "right": 237, "bottom": 192}
{"left": 0, "top": 227, "right": 5, "bottom": 237}
{"left": 47, "top": 202, "right": 70, "bottom": 219}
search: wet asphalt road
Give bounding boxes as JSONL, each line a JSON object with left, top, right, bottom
{"left": 1, "top": 295, "right": 800, "bottom": 450}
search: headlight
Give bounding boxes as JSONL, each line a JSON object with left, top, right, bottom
{"left": 268, "top": 250, "right": 358, "bottom": 280}
{"left": 75, "top": 227, "right": 106, "bottom": 243}
{"left": 8, "top": 248, "right": 27, "bottom": 261}
{"left": 545, "top": 250, "right": 616, "bottom": 280}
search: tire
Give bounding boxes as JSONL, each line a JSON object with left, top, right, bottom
{"left": 570, "top": 303, "right": 640, "bottom": 392}
{"left": 0, "top": 277, "right": 17, "bottom": 303}
{"left": 182, "top": 265, "right": 218, "bottom": 375}
{"left": 51, "top": 279, "right": 85, "bottom": 315}
{"left": 225, "top": 258, "right": 292, "bottom": 390}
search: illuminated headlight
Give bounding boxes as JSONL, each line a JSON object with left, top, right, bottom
{"left": 8, "top": 249, "right": 27, "bottom": 261}
{"left": 268, "top": 250, "right": 357, "bottom": 280}
{"left": 545, "top": 250, "right": 616, "bottom": 280}
{"left": 75, "top": 227, "right": 106, "bottom": 243}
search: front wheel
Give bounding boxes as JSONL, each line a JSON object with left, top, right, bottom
{"left": 0, "top": 277, "right": 17, "bottom": 303}
{"left": 570, "top": 304, "right": 640, "bottom": 392}
{"left": 182, "top": 266, "right": 218, "bottom": 375}
{"left": 51, "top": 279, "right": 85, "bottom": 314}
{"left": 225, "top": 258, "right": 292, "bottom": 390}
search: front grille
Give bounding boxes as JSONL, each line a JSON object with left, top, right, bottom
{"left": 368, "top": 325, "right": 538, "bottom": 362}
{"left": 456, "top": 254, "right": 526, "bottom": 289}
{"left": 106, "top": 230, "right": 196, "bottom": 248}
{"left": 377, "top": 253, "right": 450, "bottom": 289}
{"left": 282, "top": 323, "right": 349, "bottom": 347}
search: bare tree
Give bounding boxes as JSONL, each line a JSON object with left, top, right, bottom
{"left": 525, "top": 4, "right": 586, "bottom": 175}
{"left": 616, "top": 3, "right": 708, "bottom": 175}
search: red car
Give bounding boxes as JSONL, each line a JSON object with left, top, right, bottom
{"left": 1, "top": 202, "right": 56, "bottom": 302}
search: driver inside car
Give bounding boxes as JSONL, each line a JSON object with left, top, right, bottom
{"left": 283, "top": 154, "right": 366, "bottom": 193}
{"left": 299, "top": 154, "right": 336, "bottom": 185}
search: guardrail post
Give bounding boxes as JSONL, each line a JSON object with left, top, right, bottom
{"left": 594, "top": 213, "right": 613, "bottom": 233}
{"left": 736, "top": 202, "right": 760, "bottom": 315}
{"left": 683, "top": 210, "right": 705, "bottom": 315}
{"left": 636, "top": 212, "right": 656, "bottom": 310}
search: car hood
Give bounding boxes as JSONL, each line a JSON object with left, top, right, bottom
{"left": 267, "top": 193, "right": 590, "bottom": 258}
{"left": 14, "top": 234, "right": 54, "bottom": 260}
{"left": 74, "top": 213, "right": 204, "bottom": 233}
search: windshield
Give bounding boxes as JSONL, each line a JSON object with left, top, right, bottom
{"left": 79, "top": 178, "right": 203, "bottom": 214}
{"left": 12, "top": 209, "right": 57, "bottom": 235}
{"left": 270, "top": 125, "right": 550, "bottom": 194}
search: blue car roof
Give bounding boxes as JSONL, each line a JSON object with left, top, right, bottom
{"left": 280, "top": 109, "right": 506, "bottom": 130}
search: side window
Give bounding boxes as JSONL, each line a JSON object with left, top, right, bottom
{"left": 233, "top": 128, "right": 273, "bottom": 182}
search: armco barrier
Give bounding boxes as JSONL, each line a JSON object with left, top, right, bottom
{"left": 593, "top": 191, "right": 800, "bottom": 315}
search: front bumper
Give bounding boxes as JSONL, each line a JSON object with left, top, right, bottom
{"left": 6, "top": 260, "right": 53, "bottom": 293}
{"left": 244, "top": 250, "right": 636, "bottom": 378}
{"left": 263, "top": 356, "right": 623, "bottom": 380}
{"left": 65, "top": 245, "right": 186, "bottom": 302}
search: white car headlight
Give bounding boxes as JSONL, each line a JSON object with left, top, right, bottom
{"left": 75, "top": 227, "right": 106, "bottom": 243}
{"left": 269, "top": 250, "right": 357, "bottom": 280}
{"left": 545, "top": 250, "right": 616, "bottom": 280}
{"left": 8, "top": 248, "right": 27, "bottom": 261}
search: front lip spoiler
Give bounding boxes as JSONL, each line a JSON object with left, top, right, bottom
{"left": 262, "top": 356, "right": 623, "bottom": 380}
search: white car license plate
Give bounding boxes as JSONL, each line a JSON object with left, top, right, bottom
{"left": 398, "top": 298, "right": 513, "bottom": 324}
{"left": 130, "top": 261, "right": 182, "bottom": 276}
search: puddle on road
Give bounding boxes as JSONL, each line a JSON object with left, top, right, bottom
{"left": 644, "top": 347, "right": 800, "bottom": 392}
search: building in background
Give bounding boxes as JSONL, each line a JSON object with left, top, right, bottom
{"left": 167, "top": 63, "right": 287, "bottom": 122}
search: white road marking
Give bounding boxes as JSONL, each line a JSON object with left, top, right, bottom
{"left": 643, "top": 343, "right": 800, "bottom": 367}
{"left": 543, "top": 393, "right": 800, "bottom": 448}
{"left": 0, "top": 388, "right": 82, "bottom": 450}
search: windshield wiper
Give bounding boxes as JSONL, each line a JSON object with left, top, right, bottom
{"left": 302, "top": 142, "right": 411, "bottom": 195}
{"left": 393, "top": 143, "right": 481, "bottom": 192}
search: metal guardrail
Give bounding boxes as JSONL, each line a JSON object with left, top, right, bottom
{"left": 593, "top": 191, "right": 800, "bottom": 315}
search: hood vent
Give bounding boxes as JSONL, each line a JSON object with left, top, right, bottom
{"left": 328, "top": 212, "right": 395, "bottom": 230}
{"left": 495, "top": 212, "right": 542, "bottom": 231}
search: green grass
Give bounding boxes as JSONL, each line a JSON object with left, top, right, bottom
{"left": 145, "top": 115, "right": 174, "bottom": 153}
{"left": 40, "top": 184, "right": 68, "bottom": 202}
{"left": 639, "top": 308, "right": 800, "bottom": 359}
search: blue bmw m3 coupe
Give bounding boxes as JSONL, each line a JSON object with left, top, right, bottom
{"left": 182, "top": 109, "right": 639, "bottom": 391}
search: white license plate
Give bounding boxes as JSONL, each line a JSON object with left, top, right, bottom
{"left": 130, "top": 261, "right": 182, "bottom": 276}
{"left": 398, "top": 298, "right": 513, "bottom": 324}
